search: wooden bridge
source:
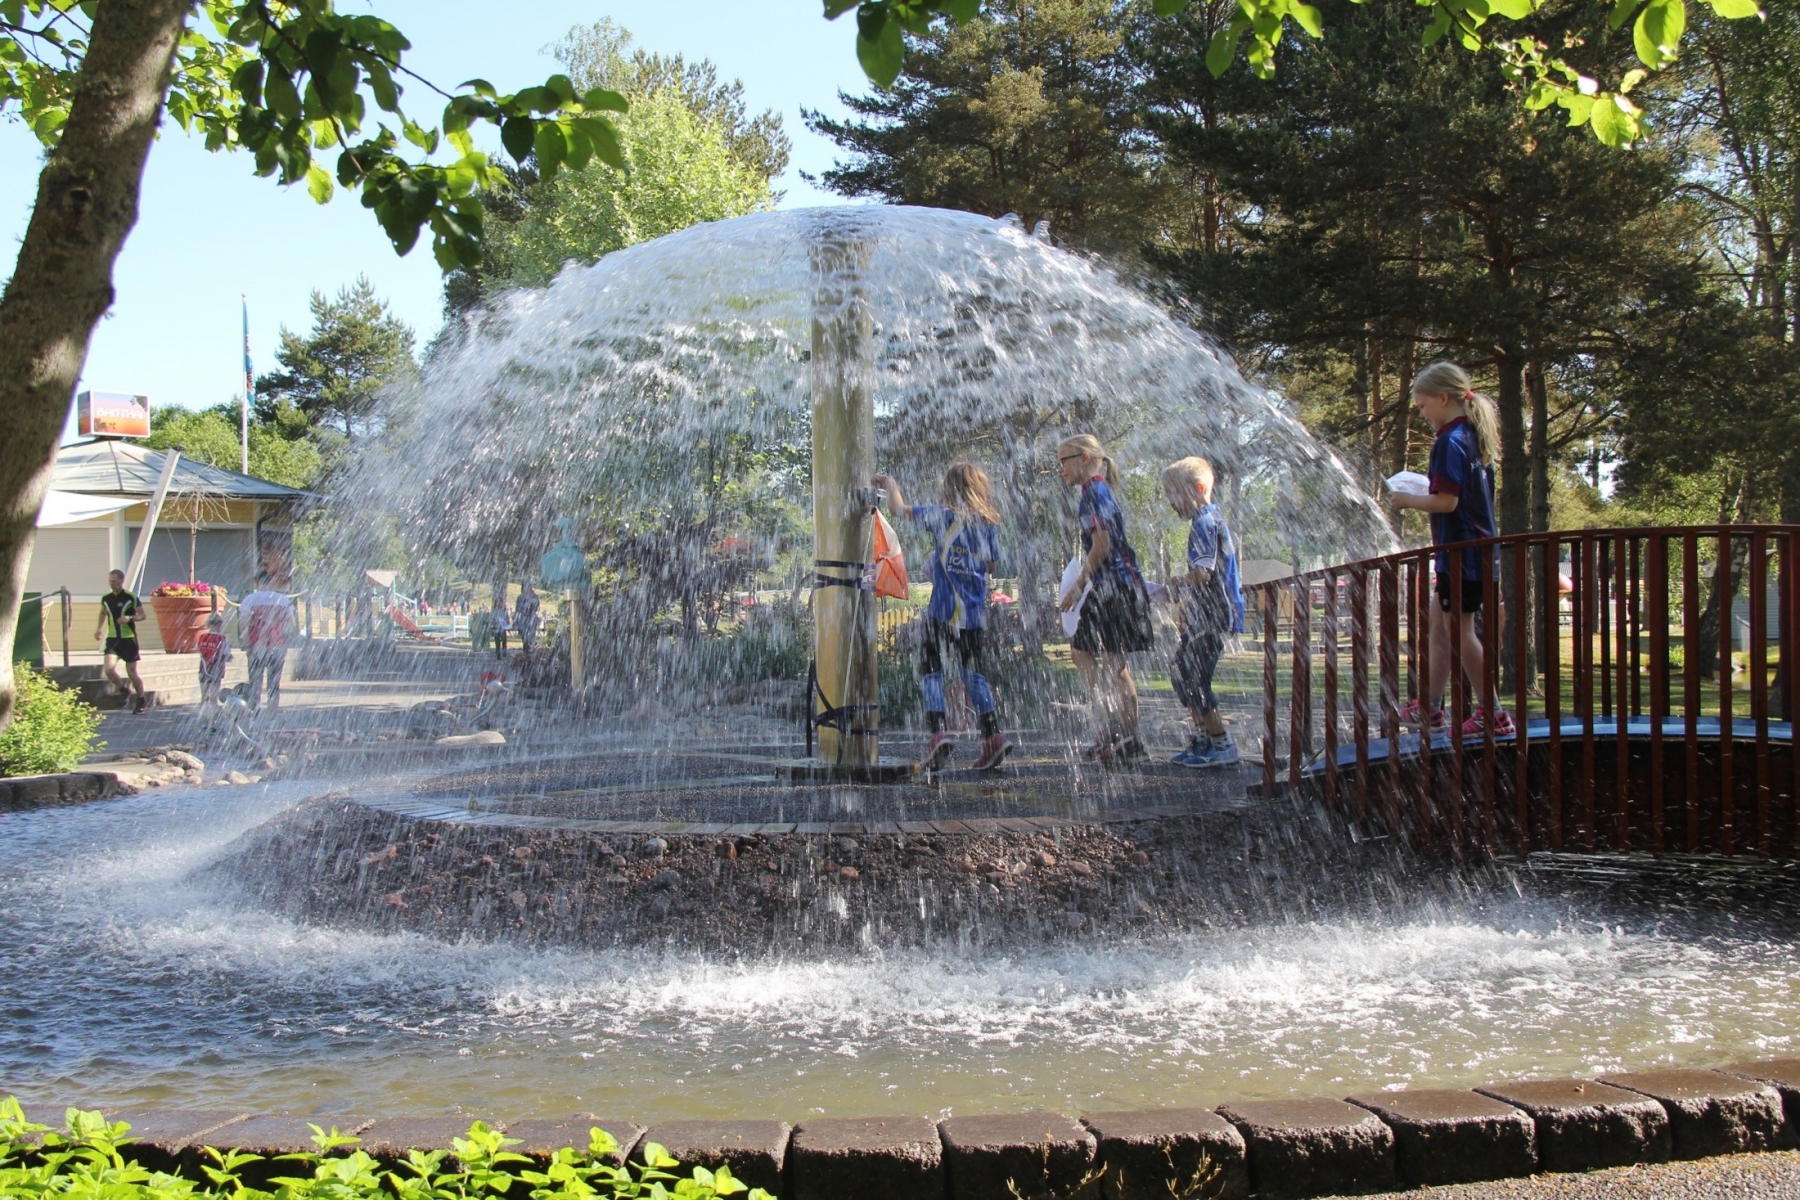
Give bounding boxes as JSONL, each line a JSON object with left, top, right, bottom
{"left": 1247, "top": 525, "right": 1798, "bottom": 859}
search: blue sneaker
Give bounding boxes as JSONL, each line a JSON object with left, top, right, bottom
{"left": 1171, "top": 734, "right": 1211, "bottom": 768}
{"left": 1192, "top": 738, "right": 1240, "bottom": 769}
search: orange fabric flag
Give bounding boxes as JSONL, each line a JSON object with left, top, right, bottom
{"left": 872, "top": 510, "right": 909, "bottom": 599}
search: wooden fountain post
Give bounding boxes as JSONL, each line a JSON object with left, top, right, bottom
{"left": 810, "top": 222, "right": 880, "bottom": 766}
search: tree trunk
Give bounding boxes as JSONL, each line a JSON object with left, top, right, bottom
{"left": 1527, "top": 360, "right": 1551, "bottom": 533}
{"left": 0, "top": 0, "right": 193, "bottom": 725}
{"left": 1696, "top": 477, "right": 1752, "bottom": 681}
{"left": 1496, "top": 349, "right": 1529, "bottom": 536}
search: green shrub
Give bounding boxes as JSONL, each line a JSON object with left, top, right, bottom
{"left": 0, "top": 1098, "right": 773, "bottom": 1200}
{"left": 0, "top": 664, "right": 103, "bottom": 777}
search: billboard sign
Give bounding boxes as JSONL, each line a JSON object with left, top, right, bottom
{"left": 77, "top": 391, "right": 151, "bottom": 438}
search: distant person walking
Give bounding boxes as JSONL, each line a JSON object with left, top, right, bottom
{"left": 491, "top": 597, "right": 511, "bottom": 658}
{"left": 873, "top": 464, "right": 1013, "bottom": 771}
{"left": 94, "top": 568, "right": 147, "bottom": 713}
{"left": 1391, "top": 361, "right": 1515, "bottom": 738}
{"left": 241, "top": 572, "right": 296, "bottom": 713}
{"left": 196, "top": 611, "right": 231, "bottom": 705}
{"left": 514, "top": 582, "right": 541, "bottom": 653}
{"left": 1159, "top": 456, "right": 1244, "bottom": 768}
{"left": 1057, "top": 434, "right": 1153, "bottom": 765}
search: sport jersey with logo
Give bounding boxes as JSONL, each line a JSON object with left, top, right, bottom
{"left": 1077, "top": 477, "right": 1143, "bottom": 590}
{"left": 911, "top": 504, "right": 1000, "bottom": 630}
{"left": 100, "top": 591, "right": 140, "bottom": 640}
{"left": 1187, "top": 503, "right": 1245, "bottom": 634}
{"left": 1427, "top": 417, "right": 1498, "bottom": 579}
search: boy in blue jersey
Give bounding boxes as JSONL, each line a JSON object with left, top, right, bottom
{"left": 874, "top": 465, "right": 1013, "bottom": 771}
{"left": 1160, "top": 457, "right": 1244, "bottom": 768}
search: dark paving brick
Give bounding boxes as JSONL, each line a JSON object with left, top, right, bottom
{"left": 1347, "top": 1089, "right": 1536, "bottom": 1186}
{"left": 639, "top": 1119, "right": 790, "bottom": 1196}
{"left": 110, "top": 1110, "right": 250, "bottom": 1170}
{"left": 1601, "top": 1070, "right": 1792, "bottom": 1159}
{"left": 181, "top": 1115, "right": 371, "bottom": 1187}
{"left": 1476, "top": 1079, "right": 1670, "bottom": 1172}
{"left": 789, "top": 1115, "right": 942, "bottom": 1200}
{"left": 940, "top": 1112, "right": 1095, "bottom": 1200}
{"left": 356, "top": 1116, "right": 499, "bottom": 1161}
{"left": 1216, "top": 1097, "right": 1395, "bottom": 1200}
{"left": 1083, "top": 1107, "right": 1249, "bottom": 1200}
{"left": 1721, "top": 1060, "right": 1800, "bottom": 1137}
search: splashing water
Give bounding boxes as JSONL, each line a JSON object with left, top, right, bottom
{"left": 334, "top": 207, "right": 1389, "bottom": 654}
{"left": 4, "top": 787, "right": 1797, "bottom": 1119}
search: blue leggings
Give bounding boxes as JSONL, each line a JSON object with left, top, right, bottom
{"left": 919, "top": 619, "right": 995, "bottom": 714}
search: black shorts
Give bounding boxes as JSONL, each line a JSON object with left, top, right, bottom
{"left": 1072, "top": 576, "right": 1154, "bottom": 655}
{"left": 919, "top": 619, "right": 982, "bottom": 677}
{"left": 104, "top": 636, "right": 141, "bottom": 663}
{"left": 1436, "top": 574, "right": 1485, "bottom": 613}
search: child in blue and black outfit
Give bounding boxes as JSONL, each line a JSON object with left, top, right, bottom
{"left": 1160, "top": 456, "right": 1244, "bottom": 768}
{"left": 1391, "top": 361, "right": 1515, "bottom": 738}
{"left": 874, "top": 464, "right": 1014, "bottom": 771}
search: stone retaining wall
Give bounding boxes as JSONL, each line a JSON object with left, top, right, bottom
{"left": 23, "top": 1060, "right": 1800, "bottom": 1198}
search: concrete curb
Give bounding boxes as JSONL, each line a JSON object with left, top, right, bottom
{"left": 19, "top": 1058, "right": 1800, "bottom": 1198}
{"left": 0, "top": 770, "right": 131, "bottom": 811}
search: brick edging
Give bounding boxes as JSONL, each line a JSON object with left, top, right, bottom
{"left": 21, "top": 1059, "right": 1800, "bottom": 1198}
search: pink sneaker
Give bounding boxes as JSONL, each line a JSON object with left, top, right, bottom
{"left": 922, "top": 730, "right": 954, "bottom": 770}
{"left": 972, "top": 733, "right": 1014, "bottom": 771}
{"left": 1398, "top": 698, "right": 1447, "bottom": 733}
{"left": 1461, "top": 706, "right": 1517, "bottom": 738}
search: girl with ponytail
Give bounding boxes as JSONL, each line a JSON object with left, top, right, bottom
{"left": 1390, "top": 362, "right": 1515, "bottom": 738}
{"left": 1057, "top": 433, "right": 1153, "bottom": 764}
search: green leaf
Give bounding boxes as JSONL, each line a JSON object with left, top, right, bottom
{"left": 1206, "top": 16, "right": 1249, "bottom": 76}
{"left": 944, "top": 0, "right": 982, "bottom": 20}
{"left": 305, "top": 162, "right": 333, "bottom": 203}
{"left": 1152, "top": 0, "right": 1191, "bottom": 15}
{"left": 500, "top": 115, "right": 535, "bottom": 164}
{"left": 1559, "top": 92, "right": 1596, "bottom": 125}
{"left": 1705, "top": 0, "right": 1761, "bottom": 16}
{"left": 1633, "top": 0, "right": 1685, "bottom": 67}
{"left": 574, "top": 116, "right": 624, "bottom": 169}
{"left": 1588, "top": 92, "right": 1640, "bottom": 145}
{"left": 1290, "top": 3, "right": 1324, "bottom": 38}
{"left": 1608, "top": 0, "right": 1640, "bottom": 30}
{"left": 856, "top": 17, "right": 905, "bottom": 88}
{"left": 581, "top": 87, "right": 629, "bottom": 114}
{"left": 266, "top": 67, "right": 301, "bottom": 121}
{"left": 533, "top": 121, "right": 566, "bottom": 173}
{"left": 1487, "top": 0, "right": 1535, "bottom": 16}
{"left": 822, "top": 0, "right": 860, "bottom": 17}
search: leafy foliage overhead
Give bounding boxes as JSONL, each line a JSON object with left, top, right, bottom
{"left": 825, "top": 0, "right": 1766, "bottom": 146}
{"left": 1, "top": 0, "right": 633, "bottom": 270}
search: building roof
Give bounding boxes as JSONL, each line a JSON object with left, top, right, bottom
{"left": 53, "top": 439, "right": 305, "bottom": 501}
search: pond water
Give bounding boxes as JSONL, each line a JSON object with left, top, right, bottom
{"left": 5, "top": 782, "right": 1796, "bottom": 1123}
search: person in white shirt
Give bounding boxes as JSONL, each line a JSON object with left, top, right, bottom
{"left": 239, "top": 572, "right": 297, "bottom": 713}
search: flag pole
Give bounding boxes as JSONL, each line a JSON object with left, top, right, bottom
{"left": 240, "top": 294, "right": 253, "bottom": 475}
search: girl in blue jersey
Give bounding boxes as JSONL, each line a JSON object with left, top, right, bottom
{"left": 873, "top": 464, "right": 1013, "bottom": 771}
{"left": 1057, "top": 433, "right": 1154, "bottom": 764}
{"left": 1391, "top": 361, "right": 1515, "bottom": 738}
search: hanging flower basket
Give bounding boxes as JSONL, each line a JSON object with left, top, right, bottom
{"left": 149, "top": 581, "right": 225, "bottom": 654}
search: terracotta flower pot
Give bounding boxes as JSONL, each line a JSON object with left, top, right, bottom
{"left": 151, "top": 592, "right": 223, "bottom": 654}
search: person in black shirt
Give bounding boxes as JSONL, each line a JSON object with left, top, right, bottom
{"left": 94, "top": 569, "right": 148, "bottom": 713}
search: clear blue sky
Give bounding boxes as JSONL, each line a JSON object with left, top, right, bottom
{"left": 0, "top": 1, "right": 870, "bottom": 432}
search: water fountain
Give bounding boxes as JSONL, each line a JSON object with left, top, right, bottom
{"left": 6, "top": 206, "right": 1796, "bottom": 1130}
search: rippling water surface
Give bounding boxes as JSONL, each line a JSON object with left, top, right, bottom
{"left": 4, "top": 784, "right": 1796, "bottom": 1121}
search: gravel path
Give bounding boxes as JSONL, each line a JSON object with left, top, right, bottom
{"left": 1349, "top": 1152, "right": 1800, "bottom": 1199}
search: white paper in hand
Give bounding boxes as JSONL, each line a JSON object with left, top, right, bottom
{"left": 1386, "top": 470, "right": 1431, "bottom": 497}
{"left": 1058, "top": 556, "right": 1091, "bottom": 638}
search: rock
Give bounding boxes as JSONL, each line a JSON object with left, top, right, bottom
{"left": 1129, "top": 850, "right": 1151, "bottom": 865}
{"left": 838, "top": 866, "right": 860, "bottom": 882}
{"left": 957, "top": 859, "right": 979, "bottom": 873}
{"left": 641, "top": 838, "right": 669, "bottom": 858}
{"left": 509, "top": 890, "right": 527, "bottom": 908}
{"left": 652, "top": 870, "right": 680, "bottom": 891}
{"left": 1068, "top": 861, "right": 1094, "bottom": 878}
{"left": 225, "top": 771, "right": 252, "bottom": 785}
{"left": 165, "top": 750, "right": 204, "bottom": 771}
{"left": 385, "top": 891, "right": 406, "bottom": 907}
{"left": 1033, "top": 850, "right": 1057, "bottom": 868}
{"left": 360, "top": 845, "right": 398, "bottom": 868}
{"left": 511, "top": 846, "right": 531, "bottom": 861}
{"left": 610, "top": 856, "right": 629, "bottom": 870}
{"left": 716, "top": 840, "right": 737, "bottom": 859}
{"left": 434, "top": 730, "right": 506, "bottom": 746}
{"left": 835, "top": 837, "right": 860, "bottom": 853}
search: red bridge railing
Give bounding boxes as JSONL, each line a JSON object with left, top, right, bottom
{"left": 1245, "top": 525, "right": 1800, "bottom": 859}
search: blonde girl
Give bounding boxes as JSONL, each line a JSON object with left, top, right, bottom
{"left": 873, "top": 463, "right": 1012, "bottom": 771}
{"left": 1056, "top": 434, "right": 1153, "bottom": 764}
{"left": 1390, "top": 362, "right": 1514, "bottom": 738}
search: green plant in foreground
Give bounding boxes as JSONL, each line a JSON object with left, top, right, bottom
{"left": 0, "top": 1098, "right": 773, "bottom": 1200}
{"left": 0, "top": 664, "right": 103, "bottom": 777}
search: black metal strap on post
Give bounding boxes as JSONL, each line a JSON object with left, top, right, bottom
{"left": 803, "top": 659, "right": 880, "bottom": 760}
{"left": 813, "top": 557, "right": 874, "bottom": 589}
